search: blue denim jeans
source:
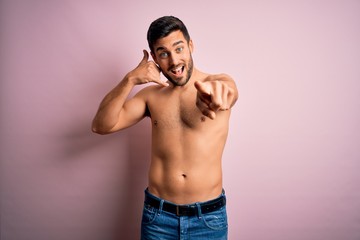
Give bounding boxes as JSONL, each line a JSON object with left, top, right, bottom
{"left": 141, "top": 189, "right": 228, "bottom": 240}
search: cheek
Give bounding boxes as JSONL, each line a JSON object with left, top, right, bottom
{"left": 158, "top": 61, "right": 169, "bottom": 70}
{"left": 183, "top": 52, "right": 191, "bottom": 62}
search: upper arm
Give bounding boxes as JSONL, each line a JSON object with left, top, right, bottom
{"left": 109, "top": 89, "right": 149, "bottom": 132}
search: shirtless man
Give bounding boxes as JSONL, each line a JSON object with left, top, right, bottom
{"left": 92, "top": 16, "right": 238, "bottom": 239}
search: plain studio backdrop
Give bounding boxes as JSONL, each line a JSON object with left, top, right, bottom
{"left": 1, "top": 1, "right": 359, "bottom": 239}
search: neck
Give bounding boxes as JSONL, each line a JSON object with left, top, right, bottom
{"left": 169, "top": 68, "right": 202, "bottom": 89}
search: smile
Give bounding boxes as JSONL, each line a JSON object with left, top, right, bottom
{"left": 170, "top": 65, "right": 185, "bottom": 77}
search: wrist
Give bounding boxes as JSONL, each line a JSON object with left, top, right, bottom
{"left": 124, "top": 73, "right": 138, "bottom": 86}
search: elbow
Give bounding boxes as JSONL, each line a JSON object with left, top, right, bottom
{"left": 91, "top": 121, "right": 111, "bottom": 135}
{"left": 92, "top": 127, "right": 111, "bottom": 135}
{"left": 91, "top": 126, "right": 102, "bottom": 135}
{"left": 91, "top": 125, "right": 104, "bottom": 135}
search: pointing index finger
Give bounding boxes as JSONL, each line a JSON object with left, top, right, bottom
{"left": 194, "top": 81, "right": 211, "bottom": 96}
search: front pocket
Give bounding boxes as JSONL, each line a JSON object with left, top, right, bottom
{"left": 141, "top": 204, "right": 158, "bottom": 225}
{"left": 202, "top": 206, "right": 228, "bottom": 230}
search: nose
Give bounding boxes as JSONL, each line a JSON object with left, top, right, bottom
{"left": 169, "top": 53, "right": 180, "bottom": 66}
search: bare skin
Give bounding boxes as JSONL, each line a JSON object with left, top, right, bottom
{"left": 92, "top": 30, "right": 238, "bottom": 204}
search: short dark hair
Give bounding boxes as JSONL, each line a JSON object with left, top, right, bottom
{"left": 147, "top": 16, "right": 191, "bottom": 52}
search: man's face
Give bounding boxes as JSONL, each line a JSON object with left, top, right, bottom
{"left": 151, "top": 30, "right": 194, "bottom": 86}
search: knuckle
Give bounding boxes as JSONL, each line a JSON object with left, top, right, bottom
{"left": 211, "top": 101, "right": 221, "bottom": 108}
{"left": 202, "top": 109, "right": 211, "bottom": 117}
{"left": 196, "top": 98, "right": 204, "bottom": 109}
{"left": 227, "top": 88, "right": 234, "bottom": 97}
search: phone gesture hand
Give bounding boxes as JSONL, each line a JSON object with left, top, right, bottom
{"left": 129, "top": 50, "right": 168, "bottom": 87}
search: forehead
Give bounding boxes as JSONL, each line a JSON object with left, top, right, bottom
{"left": 153, "top": 30, "right": 187, "bottom": 51}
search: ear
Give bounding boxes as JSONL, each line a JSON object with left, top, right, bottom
{"left": 150, "top": 51, "right": 158, "bottom": 64}
{"left": 189, "top": 39, "right": 194, "bottom": 53}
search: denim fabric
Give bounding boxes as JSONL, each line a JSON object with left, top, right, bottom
{"left": 141, "top": 190, "right": 228, "bottom": 240}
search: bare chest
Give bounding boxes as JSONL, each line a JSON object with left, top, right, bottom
{"left": 147, "top": 89, "right": 206, "bottom": 129}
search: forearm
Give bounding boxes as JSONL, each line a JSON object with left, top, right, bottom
{"left": 92, "top": 75, "right": 135, "bottom": 134}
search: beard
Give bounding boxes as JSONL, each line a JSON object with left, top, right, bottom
{"left": 162, "top": 55, "right": 194, "bottom": 87}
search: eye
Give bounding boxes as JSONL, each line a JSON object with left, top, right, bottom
{"left": 176, "top": 47, "right": 184, "bottom": 53}
{"left": 159, "top": 52, "right": 168, "bottom": 58}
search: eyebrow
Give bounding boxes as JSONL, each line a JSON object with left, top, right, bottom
{"left": 155, "top": 40, "right": 185, "bottom": 52}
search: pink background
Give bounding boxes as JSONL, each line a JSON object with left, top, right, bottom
{"left": 1, "top": 1, "right": 360, "bottom": 239}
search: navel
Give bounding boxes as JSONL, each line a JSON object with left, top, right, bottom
{"left": 153, "top": 120, "right": 158, "bottom": 127}
{"left": 181, "top": 173, "right": 187, "bottom": 178}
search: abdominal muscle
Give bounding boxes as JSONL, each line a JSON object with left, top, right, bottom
{"left": 148, "top": 127, "right": 227, "bottom": 205}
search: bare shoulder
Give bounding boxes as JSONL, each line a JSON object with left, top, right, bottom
{"left": 134, "top": 84, "right": 166, "bottom": 98}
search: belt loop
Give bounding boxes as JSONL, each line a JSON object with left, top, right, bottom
{"left": 158, "top": 200, "right": 164, "bottom": 216}
{"left": 176, "top": 205, "right": 180, "bottom": 216}
{"left": 195, "top": 203, "right": 202, "bottom": 219}
{"left": 222, "top": 189, "right": 226, "bottom": 202}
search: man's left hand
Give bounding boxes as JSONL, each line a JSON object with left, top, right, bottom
{"left": 194, "top": 74, "right": 237, "bottom": 120}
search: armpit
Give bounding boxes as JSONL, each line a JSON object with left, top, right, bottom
{"left": 145, "top": 104, "right": 151, "bottom": 118}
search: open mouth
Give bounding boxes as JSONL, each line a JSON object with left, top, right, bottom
{"left": 170, "top": 65, "right": 185, "bottom": 77}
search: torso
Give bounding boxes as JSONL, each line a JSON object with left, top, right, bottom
{"left": 141, "top": 71, "right": 230, "bottom": 204}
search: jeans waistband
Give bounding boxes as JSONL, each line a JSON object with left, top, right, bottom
{"left": 144, "top": 189, "right": 226, "bottom": 216}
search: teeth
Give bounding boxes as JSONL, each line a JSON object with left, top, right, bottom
{"left": 172, "top": 66, "right": 183, "bottom": 74}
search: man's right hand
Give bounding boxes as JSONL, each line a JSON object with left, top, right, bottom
{"left": 127, "top": 50, "right": 169, "bottom": 87}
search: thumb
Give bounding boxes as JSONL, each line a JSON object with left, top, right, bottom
{"left": 138, "top": 49, "right": 149, "bottom": 66}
